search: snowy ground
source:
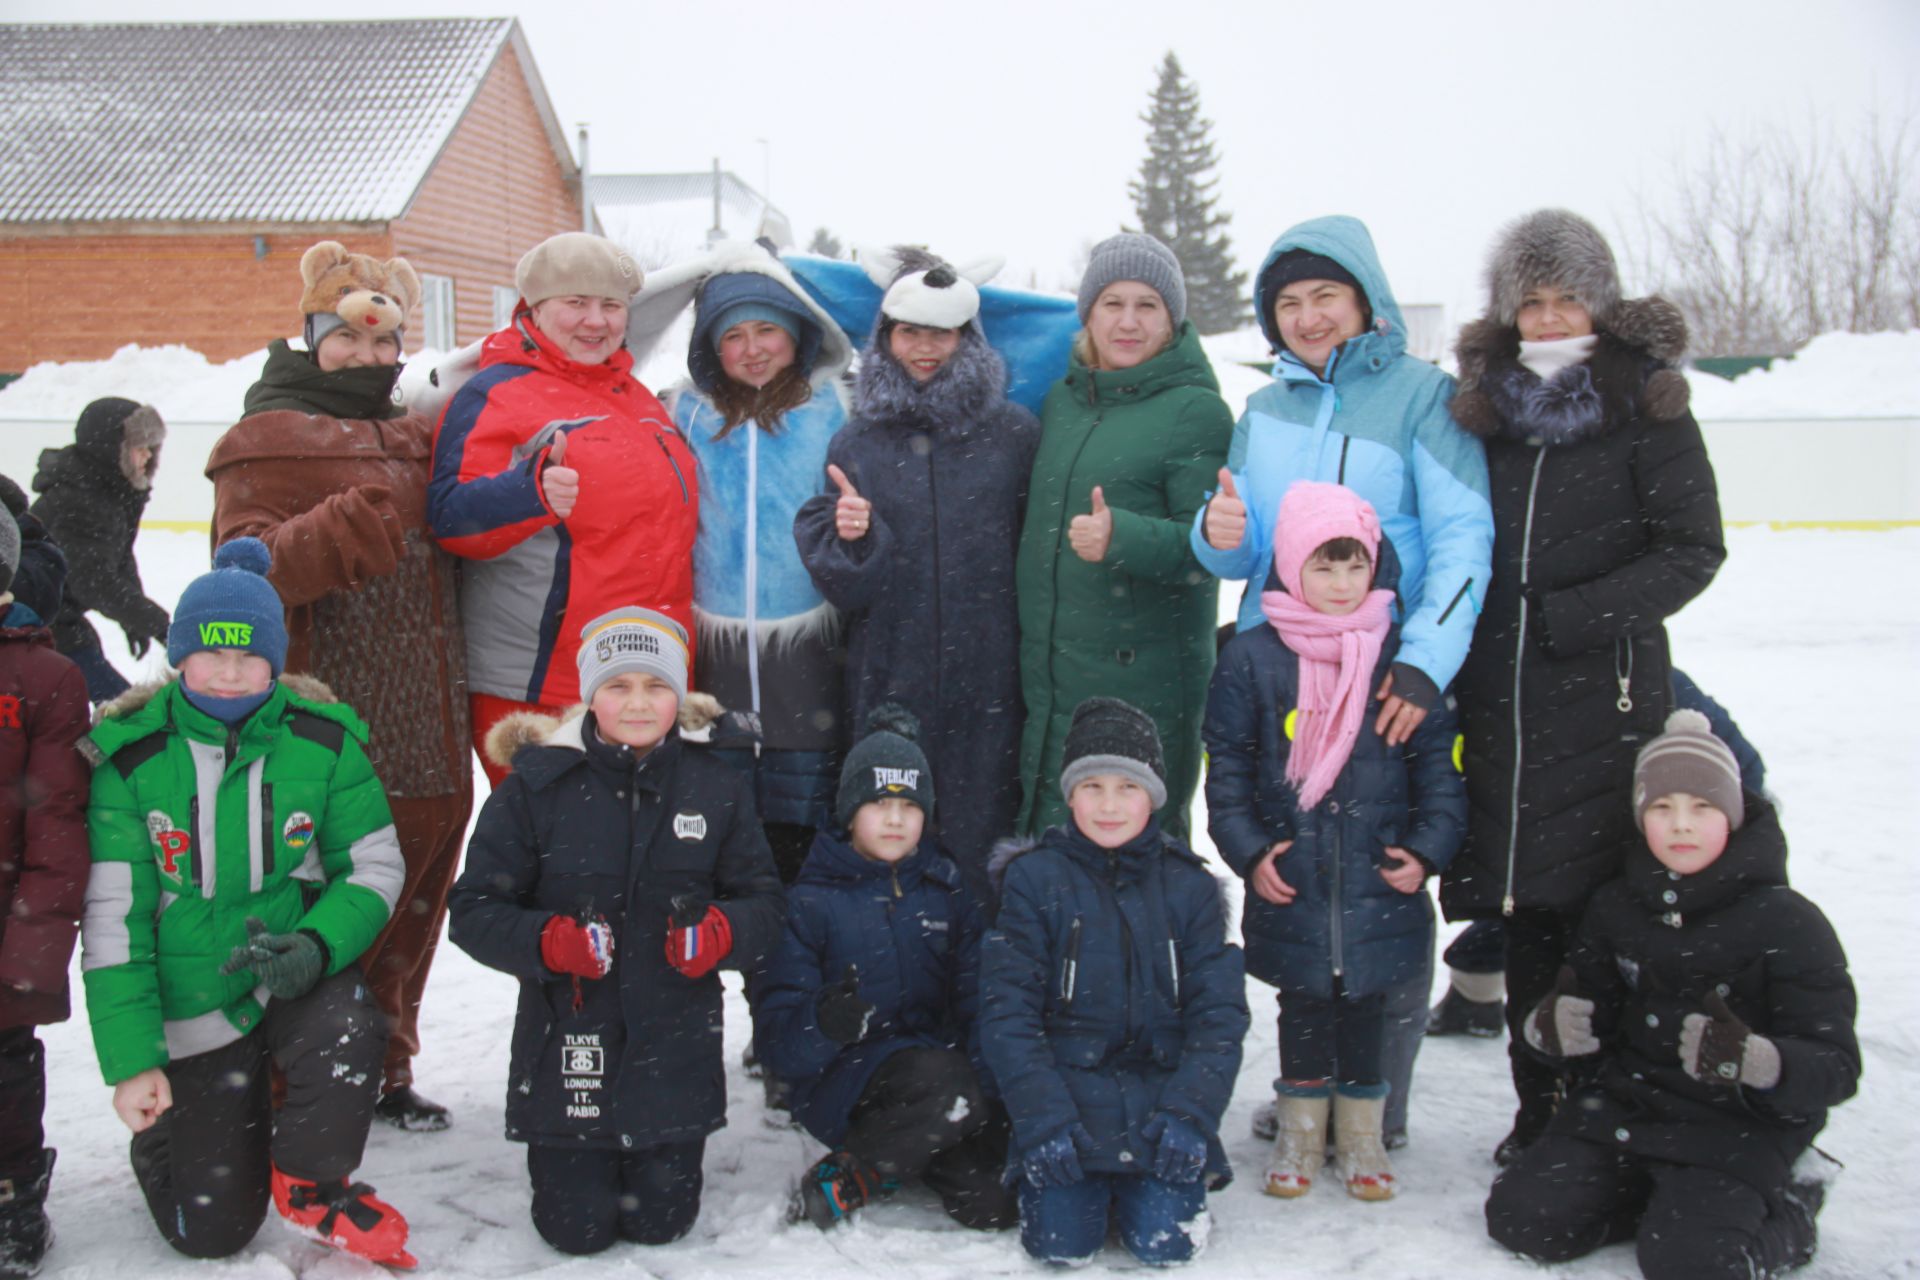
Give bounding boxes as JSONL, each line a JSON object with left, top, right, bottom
{"left": 29, "top": 524, "right": 1920, "bottom": 1279}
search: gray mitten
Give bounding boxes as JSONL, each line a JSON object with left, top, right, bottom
{"left": 1523, "top": 966, "right": 1599, "bottom": 1058}
{"left": 1680, "top": 991, "right": 1781, "bottom": 1089}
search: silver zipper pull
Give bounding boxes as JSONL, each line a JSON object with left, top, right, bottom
{"left": 1616, "top": 675, "right": 1634, "bottom": 714}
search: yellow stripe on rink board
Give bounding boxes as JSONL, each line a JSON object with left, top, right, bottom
{"left": 140, "top": 521, "right": 213, "bottom": 533}
{"left": 1727, "top": 520, "right": 1920, "bottom": 531}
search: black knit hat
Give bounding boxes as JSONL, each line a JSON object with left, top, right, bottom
{"left": 1059, "top": 697, "right": 1167, "bottom": 810}
{"left": 836, "top": 703, "right": 933, "bottom": 827}
{"left": 0, "top": 509, "right": 18, "bottom": 599}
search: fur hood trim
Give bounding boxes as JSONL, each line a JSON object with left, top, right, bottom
{"left": 1451, "top": 295, "right": 1692, "bottom": 437}
{"left": 986, "top": 834, "right": 1040, "bottom": 894}
{"left": 854, "top": 317, "right": 1009, "bottom": 432}
{"left": 482, "top": 691, "right": 726, "bottom": 768}
{"left": 92, "top": 670, "right": 338, "bottom": 727}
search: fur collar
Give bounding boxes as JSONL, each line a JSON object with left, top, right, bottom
{"left": 482, "top": 691, "right": 724, "bottom": 769}
{"left": 1451, "top": 295, "right": 1692, "bottom": 438}
{"left": 93, "top": 670, "right": 338, "bottom": 727}
{"left": 853, "top": 322, "right": 1009, "bottom": 433}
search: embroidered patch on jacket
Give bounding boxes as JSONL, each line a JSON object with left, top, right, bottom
{"left": 282, "top": 812, "right": 315, "bottom": 851}
{"left": 673, "top": 812, "right": 708, "bottom": 842}
{"left": 148, "top": 810, "right": 191, "bottom": 877}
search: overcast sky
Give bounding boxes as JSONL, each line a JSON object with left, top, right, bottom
{"left": 11, "top": 0, "right": 1917, "bottom": 326}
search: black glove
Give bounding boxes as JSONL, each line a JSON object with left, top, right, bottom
{"left": 815, "top": 964, "right": 874, "bottom": 1045}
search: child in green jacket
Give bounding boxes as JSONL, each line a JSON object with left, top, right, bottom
{"left": 79, "top": 539, "right": 414, "bottom": 1267}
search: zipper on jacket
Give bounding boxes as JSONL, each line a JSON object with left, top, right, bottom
{"left": 1060, "top": 916, "right": 1083, "bottom": 1007}
{"left": 260, "top": 782, "right": 275, "bottom": 876}
{"left": 1503, "top": 448, "right": 1550, "bottom": 917}
{"left": 890, "top": 866, "right": 903, "bottom": 899}
{"left": 745, "top": 423, "right": 762, "bottom": 728}
{"left": 927, "top": 445, "right": 943, "bottom": 716}
{"left": 225, "top": 726, "right": 240, "bottom": 769}
{"left": 1330, "top": 819, "right": 1345, "bottom": 978}
{"left": 1436, "top": 578, "right": 1475, "bottom": 627}
{"left": 1167, "top": 938, "right": 1181, "bottom": 1004}
{"left": 1613, "top": 638, "right": 1635, "bottom": 713}
{"left": 188, "top": 796, "right": 204, "bottom": 892}
{"left": 656, "top": 435, "right": 689, "bottom": 504}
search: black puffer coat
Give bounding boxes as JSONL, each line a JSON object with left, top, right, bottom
{"left": 794, "top": 328, "right": 1038, "bottom": 893}
{"left": 29, "top": 402, "right": 171, "bottom": 658}
{"left": 1546, "top": 797, "right": 1858, "bottom": 1194}
{"left": 1444, "top": 300, "right": 1724, "bottom": 920}
{"left": 447, "top": 709, "right": 786, "bottom": 1151}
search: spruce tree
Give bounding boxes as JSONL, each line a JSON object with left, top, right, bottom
{"left": 1129, "top": 52, "right": 1249, "bottom": 334}
{"left": 807, "top": 227, "right": 844, "bottom": 259}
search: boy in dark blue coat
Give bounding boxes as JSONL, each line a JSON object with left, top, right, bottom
{"left": 755, "top": 705, "right": 1016, "bottom": 1231}
{"left": 1203, "top": 481, "right": 1466, "bottom": 1202}
{"left": 447, "top": 608, "right": 785, "bottom": 1256}
{"left": 981, "top": 698, "right": 1248, "bottom": 1267}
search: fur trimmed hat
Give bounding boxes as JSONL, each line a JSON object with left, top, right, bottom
{"left": 1633, "top": 708, "right": 1745, "bottom": 832}
{"left": 1059, "top": 696, "right": 1168, "bottom": 812}
{"left": 864, "top": 245, "right": 1004, "bottom": 330}
{"left": 299, "top": 240, "right": 421, "bottom": 352}
{"left": 516, "top": 233, "right": 643, "bottom": 308}
{"left": 1485, "top": 209, "right": 1621, "bottom": 329}
{"left": 1077, "top": 233, "right": 1187, "bottom": 326}
{"left": 836, "top": 703, "right": 934, "bottom": 827}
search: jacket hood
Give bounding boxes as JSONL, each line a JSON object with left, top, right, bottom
{"left": 91, "top": 669, "right": 339, "bottom": 726}
{"left": 482, "top": 690, "right": 725, "bottom": 769}
{"left": 626, "top": 239, "right": 854, "bottom": 394}
{"left": 1062, "top": 320, "right": 1220, "bottom": 406}
{"left": 81, "top": 671, "right": 352, "bottom": 766}
{"left": 1623, "top": 792, "right": 1786, "bottom": 923}
{"left": 1254, "top": 215, "right": 1407, "bottom": 366}
{"left": 240, "top": 338, "right": 404, "bottom": 419}
{"left": 796, "top": 829, "right": 959, "bottom": 892}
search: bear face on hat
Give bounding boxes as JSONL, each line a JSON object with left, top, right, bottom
{"left": 299, "top": 240, "right": 421, "bottom": 338}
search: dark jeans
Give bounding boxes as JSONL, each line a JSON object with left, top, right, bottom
{"left": 129, "top": 967, "right": 386, "bottom": 1259}
{"left": 1380, "top": 940, "right": 1431, "bottom": 1137}
{"left": 1487, "top": 1132, "right": 1817, "bottom": 1280}
{"left": 845, "top": 1047, "right": 1016, "bottom": 1229}
{"left": 1277, "top": 983, "right": 1385, "bottom": 1088}
{"left": 0, "top": 1027, "right": 46, "bottom": 1169}
{"left": 1019, "top": 1172, "right": 1207, "bottom": 1265}
{"left": 526, "top": 1138, "right": 705, "bottom": 1254}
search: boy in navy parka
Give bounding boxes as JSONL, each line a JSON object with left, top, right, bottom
{"left": 1203, "top": 481, "right": 1466, "bottom": 1202}
{"left": 755, "top": 705, "right": 1016, "bottom": 1231}
{"left": 981, "top": 698, "right": 1249, "bottom": 1267}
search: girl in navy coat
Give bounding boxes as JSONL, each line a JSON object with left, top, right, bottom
{"left": 755, "top": 706, "right": 1015, "bottom": 1231}
{"left": 447, "top": 608, "right": 785, "bottom": 1256}
{"left": 981, "top": 698, "right": 1248, "bottom": 1267}
{"left": 1203, "top": 481, "right": 1466, "bottom": 1202}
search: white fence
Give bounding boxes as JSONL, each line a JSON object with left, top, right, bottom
{"left": 3, "top": 414, "right": 1917, "bottom": 529}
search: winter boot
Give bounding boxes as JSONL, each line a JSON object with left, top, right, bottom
{"left": 272, "top": 1165, "right": 417, "bottom": 1268}
{"left": 1334, "top": 1092, "right": 1396, "bottom": 1201}
{"left": 1426, "top": 987, "right": 1505, "bottom": 1039}
{"left": 373, "top": 1086, "right": 451, "bottom": 1133}
{"left": 1262, "top": 1093, "right": 1330, "bottom": 1199}
{"left": 1775, "top": 1148, "right": 1842, "bottom": 1270}
{"left": 1250, "top": 1099, "right": 1278, "bottom": 1142}
{"left": 0, "top": 1150, "right": 54, "bottom": 1279}
{"left": 790, "top": 1152, "right": 892, "bottom": 1228}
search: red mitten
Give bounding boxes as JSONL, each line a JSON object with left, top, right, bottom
{"left": 664, "top": 904, "right": 732, "bottom": 980}
{"left": 541, "top": 915, "right": 614, "bottom": 979}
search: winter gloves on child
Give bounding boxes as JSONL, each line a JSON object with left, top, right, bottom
{"left": 1141, "top": 1113, "right": 1209, "bottom": 1184}
{"left": 219, "top": 917, "right": 327, "bottom": 1001}
{"left": 1681, "top": 991, "right": 1782, "bottom": 1090}
{"left": 814, "top": 964, "right": 875, "bottom": 1045}
{"left": 1023, "top": 1125, "right": 1093, "bottom": 1189}
{"left": 665, "top": 895, "right": 732, "bottom": 980}
{"left": 1523, "top": 967, "right": 1599, "bottom": 1058}
{"left": 541, "top": 915, "right": 615, "bottom": 979}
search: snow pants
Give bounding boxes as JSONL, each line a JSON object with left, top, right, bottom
{"left": 1487, "top": 1131, "right": 1818, "bottom": 1280}
{"left": 128, "top": 967, "right": 386, "bottom": 1259}
{"left": 1503, "top": 908, "right": 1579, "bottom": 1144}
{"left": 1019, "top": 1172, "right": 1208, "bottom": 1266}
{"left": 0, "top": 1027, "right": 46, "bottom": 1170}
{"left": 845, "top": 1047, "right": 1017, "bottom": 1230}
{"left": 358, "top": 792, "right": 474, "bottom": 1091}
{"left": 526, "top": 1138, "right": 705, "bottom": 1254}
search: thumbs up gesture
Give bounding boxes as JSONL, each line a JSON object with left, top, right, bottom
{"left": 1068, "top": 485, "right": 1114, "bottom": 563}
{"left": 540, "top": 429, "right": 580, "bottom": 520}
{"left": 1522, "top": 966, "right": 1599, "bottom": 1059}
{"left": 1204, "top": 468, "right": 1246, "bottom": 551}
{"left": 827, "top": 464, "right": 872, "bottom": 542}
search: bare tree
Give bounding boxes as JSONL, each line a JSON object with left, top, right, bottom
{"left": 1623, "top": 110, "right": 1920, "bottom": 355}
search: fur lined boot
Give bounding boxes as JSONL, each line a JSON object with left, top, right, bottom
{"left": 1262, "top": 1093, "right": 1329, "bottom": 1199}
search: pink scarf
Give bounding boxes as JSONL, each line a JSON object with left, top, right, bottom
{"left": 1259, "top": 586, "right": 1395, "bottom": 811}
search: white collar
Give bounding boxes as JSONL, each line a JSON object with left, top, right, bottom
{"left": 1517, "top": 333, "right": 1599, "bottom": 382}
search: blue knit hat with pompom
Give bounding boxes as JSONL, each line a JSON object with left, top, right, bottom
{"left": 167, "top": 537, "right": 289, "bottom": 675}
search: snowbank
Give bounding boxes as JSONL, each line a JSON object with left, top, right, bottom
{"left": 1687, "top": 330, "right": 1920, "bottom": 420}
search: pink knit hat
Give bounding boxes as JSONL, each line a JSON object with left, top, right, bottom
{"left": 1273, "top": 481, "right": 1383, "bottom": 599}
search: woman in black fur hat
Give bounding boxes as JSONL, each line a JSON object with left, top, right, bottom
{"left": 794, "top": 248, "right": 1038, "bottom": 902}
{"left": 1439, "top": 209, "right": 1726, "bottom": 1167}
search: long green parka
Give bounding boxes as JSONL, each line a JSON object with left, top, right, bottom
{"left": 1015, "top": 321, "right": 1233, "bottom": 836}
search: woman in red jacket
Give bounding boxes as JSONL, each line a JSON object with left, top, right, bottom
{"left": 430, "top": 234, "right": 699, "bottom": 785}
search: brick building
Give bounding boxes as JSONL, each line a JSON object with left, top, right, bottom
{"left": 0, "top": 19, "right": 583, "bottom": 372}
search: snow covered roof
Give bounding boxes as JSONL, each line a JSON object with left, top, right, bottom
{"left": 0, "top": 19, "right": 573, "bottom": 226}
{"left": 590, "top": 171, "right": 793, "bottom": 267}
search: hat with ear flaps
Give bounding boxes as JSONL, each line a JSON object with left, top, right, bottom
{"left": 299, "top": 240, "right": 422, "bottom": 354}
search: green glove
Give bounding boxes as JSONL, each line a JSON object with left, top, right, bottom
{"left": 219, "top": 916, "right": 327, "bottom": 1001}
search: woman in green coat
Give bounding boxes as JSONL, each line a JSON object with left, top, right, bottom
{"left": 1014, "top": 234, "right": 1233, "bottom": 837}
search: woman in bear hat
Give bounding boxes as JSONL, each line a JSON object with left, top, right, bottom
{"left": 793, "top": 245, "right": 1038, "bottom": 902}
{"left": 1440, "top": 208, "right": 1725, "bottom": 1167}
{"left": 1014, "top": 233, "right": 1233, "bottom": 842}
{"left": 206, "top": 240, "right": 472, "bottom": 1133}
{"left": 28, "top": 397, "right": 171, "bottom": 702}
{"left": 428, "top": 232, "right": 699, "bottom": 787}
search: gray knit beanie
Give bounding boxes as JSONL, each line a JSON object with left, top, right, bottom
{"left": 576, "top": 607, "right": 690, "bottom": 706}
{"left": 1077, "top": 233, "right": 1187, "bottom": 326}
{"left": 1632, "top": 709, "right": 1745, "bottom": 831}
{"left": 1059, "top": 697, "right": 1168, "bottom": 810}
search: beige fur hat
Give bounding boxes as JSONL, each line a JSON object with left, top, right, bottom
{"left": 516, "top": 233, "right": 643, "bottom": 307}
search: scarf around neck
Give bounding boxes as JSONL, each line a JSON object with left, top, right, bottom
{"left": 1259, "top": 587, "right": 1395, "bottom": 810}
{"left": 1517, "top": 333, "right": 1598, "bottom": 383}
